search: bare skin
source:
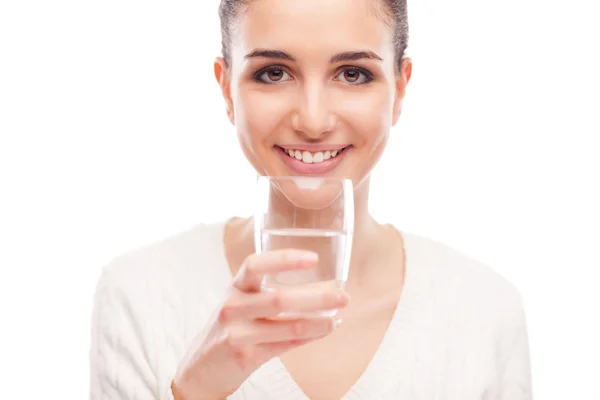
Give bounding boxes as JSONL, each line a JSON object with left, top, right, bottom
{"left": 172, "top": 0, "right": 412, "bottom": 398}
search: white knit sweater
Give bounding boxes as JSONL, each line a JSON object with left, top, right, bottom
{"left": 89, "top": 220, "right": 532, "bottom": 400}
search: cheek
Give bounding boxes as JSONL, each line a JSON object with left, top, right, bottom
{"left": 234, "top": 88, "right": 291, "bottom": 146}
{"left": 335, "top": 86, "right": 394, "bottom": 143}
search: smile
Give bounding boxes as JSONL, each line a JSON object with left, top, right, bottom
{"left": 280, "top": 147, "right": 347, "bottom": 164}
{"left": 275, "top": 145, "right": 351, "bottom": 175}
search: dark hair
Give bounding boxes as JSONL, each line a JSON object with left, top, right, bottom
{"left": 218, "top": 0, "right": 409, "bottom": 68}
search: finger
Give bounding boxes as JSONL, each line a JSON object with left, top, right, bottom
{"left": 256, "top": 335, "right": 326, "bottom": 357}
{"left": 233, "top": 249, "right": 318, "bottom": 292}
{"left": 258, "top": 338, "right": 313, "bottom": 353}
{"left": 226, "top": 317, "right": 339, "bottom": 347}
{"left": 231, "top": 336, "right": 327, "bottom": 371}
{"left": 220, "top": 289, "right": 350, "bottom": 321}
{"left": 225, "top": 336, "right": 325, "bottom": 372}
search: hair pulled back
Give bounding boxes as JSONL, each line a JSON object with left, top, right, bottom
{"left": 218, "top": 0, "right": 409, "bottom": 68}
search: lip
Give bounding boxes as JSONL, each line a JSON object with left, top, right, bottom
{"left": 278, "top": 143, "right": 348, "bottom": 152}
{"left": 275, "top": 145, "right": 351, "bottom": 175}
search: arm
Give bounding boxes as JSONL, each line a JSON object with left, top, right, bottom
{"left": 493, "top": 295, "right": 533, "bottom": 399}
{"left": 90, "top": 269, "right": 166, "bottom": 400}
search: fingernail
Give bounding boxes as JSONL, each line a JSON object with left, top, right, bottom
{"left": 300, "top": 251, "right": 318, "bottom": 261}
{"left": 337, "top": 292, "right": 349, "bottom": 305}
{"left": 296, "top": 251, "right": 318, "bottom": 265}
{"left": 334, "top": 317, "right": 343, "bottom": 328}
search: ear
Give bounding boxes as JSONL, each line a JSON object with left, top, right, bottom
{"left": 214, "top": 57, "right": 235, "bottom": 125}
{"left": 391, "top": 57, "right": 413, "bottom": 126}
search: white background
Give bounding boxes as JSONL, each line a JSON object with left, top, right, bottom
{"left": 1, "top": 0, "right": 599, "bottom": 398}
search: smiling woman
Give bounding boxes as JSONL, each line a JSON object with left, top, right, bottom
{"left": 89, "top": 0, "right": 532, "bottom": 399}
{"left": 218, "top": 0, "right": 408, "bottom": 189}
{"left": 242, "top": 46, "right": 385, "bottom": 174}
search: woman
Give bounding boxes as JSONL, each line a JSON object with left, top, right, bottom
{"left": 90, "top": 0, "right": 532, "bottom": 399}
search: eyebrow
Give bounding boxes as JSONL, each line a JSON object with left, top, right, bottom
{"left": 329, "top": 50, "right": 383, "bottom": 63}
{"left": 244, "top": 49, "right": 296, "bottom": 61}
{"left": 244, "top": 49, "right": 383, "bottom": 63}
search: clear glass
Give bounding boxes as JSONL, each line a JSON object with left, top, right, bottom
{"left": 254, "top": 176, "right": 354, "bottom": 318}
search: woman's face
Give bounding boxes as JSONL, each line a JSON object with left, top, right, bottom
{"left": 215, "top": 0, "right": 412, "bottom": 188}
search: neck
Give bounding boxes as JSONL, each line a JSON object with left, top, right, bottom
{"left": 346, "top": 176, "right": 387, "bottom": 279}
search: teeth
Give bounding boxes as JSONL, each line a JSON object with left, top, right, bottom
{"left": 302, "top": 151, "right": 313, "bottom": 163}
{"left": 282, "top": 147, "right": 344, "bottom": 164}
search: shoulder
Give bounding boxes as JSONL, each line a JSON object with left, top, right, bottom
{"left": 98, "top": 220, "right": 228, "bottom": 291}
{"left": 92, "top": 220, "right": 231, "bottom": 325}
{"left": 400, "top": 231, "right": 532, "bottom": 387}
{"left": 402, "top": 231, "right": 526, "bottom": 332}
{"left": 90, "top": 222, "right": 228, "bottom": 398}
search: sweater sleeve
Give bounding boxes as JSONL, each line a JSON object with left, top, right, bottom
{"left": 90, "top": 268, "right": 168, "bottom": 400}
{"left": 493, "top": 295, "right": 533, "bottom": 400}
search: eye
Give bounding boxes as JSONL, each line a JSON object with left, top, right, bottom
{"left": 254, "top": 67, "right": 292, "bottom": 84}
{"left": 335, "top": 68, "right": 374, "bottom": 85}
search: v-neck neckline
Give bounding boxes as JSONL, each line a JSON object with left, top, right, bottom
{"left": 218, "top": 220, "right": 432, "bottom": 399}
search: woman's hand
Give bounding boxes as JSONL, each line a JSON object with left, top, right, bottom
{"left": 171, "top": 249, "right": 350, "bottom": 400}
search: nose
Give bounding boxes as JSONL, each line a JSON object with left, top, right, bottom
{"left": 291, "top": 83, "right": 337, "bottom": 138}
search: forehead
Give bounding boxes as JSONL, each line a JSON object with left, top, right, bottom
{"left": 231, "top": 0, "right": 394, "bottom": 61}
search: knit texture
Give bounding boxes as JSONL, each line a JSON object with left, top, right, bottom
{"left": 89, "top": 221, "right": 532, "bottom": 399}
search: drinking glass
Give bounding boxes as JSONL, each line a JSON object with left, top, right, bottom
{"left": 254, "top": 175, "right": 354, "bottom": 317}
